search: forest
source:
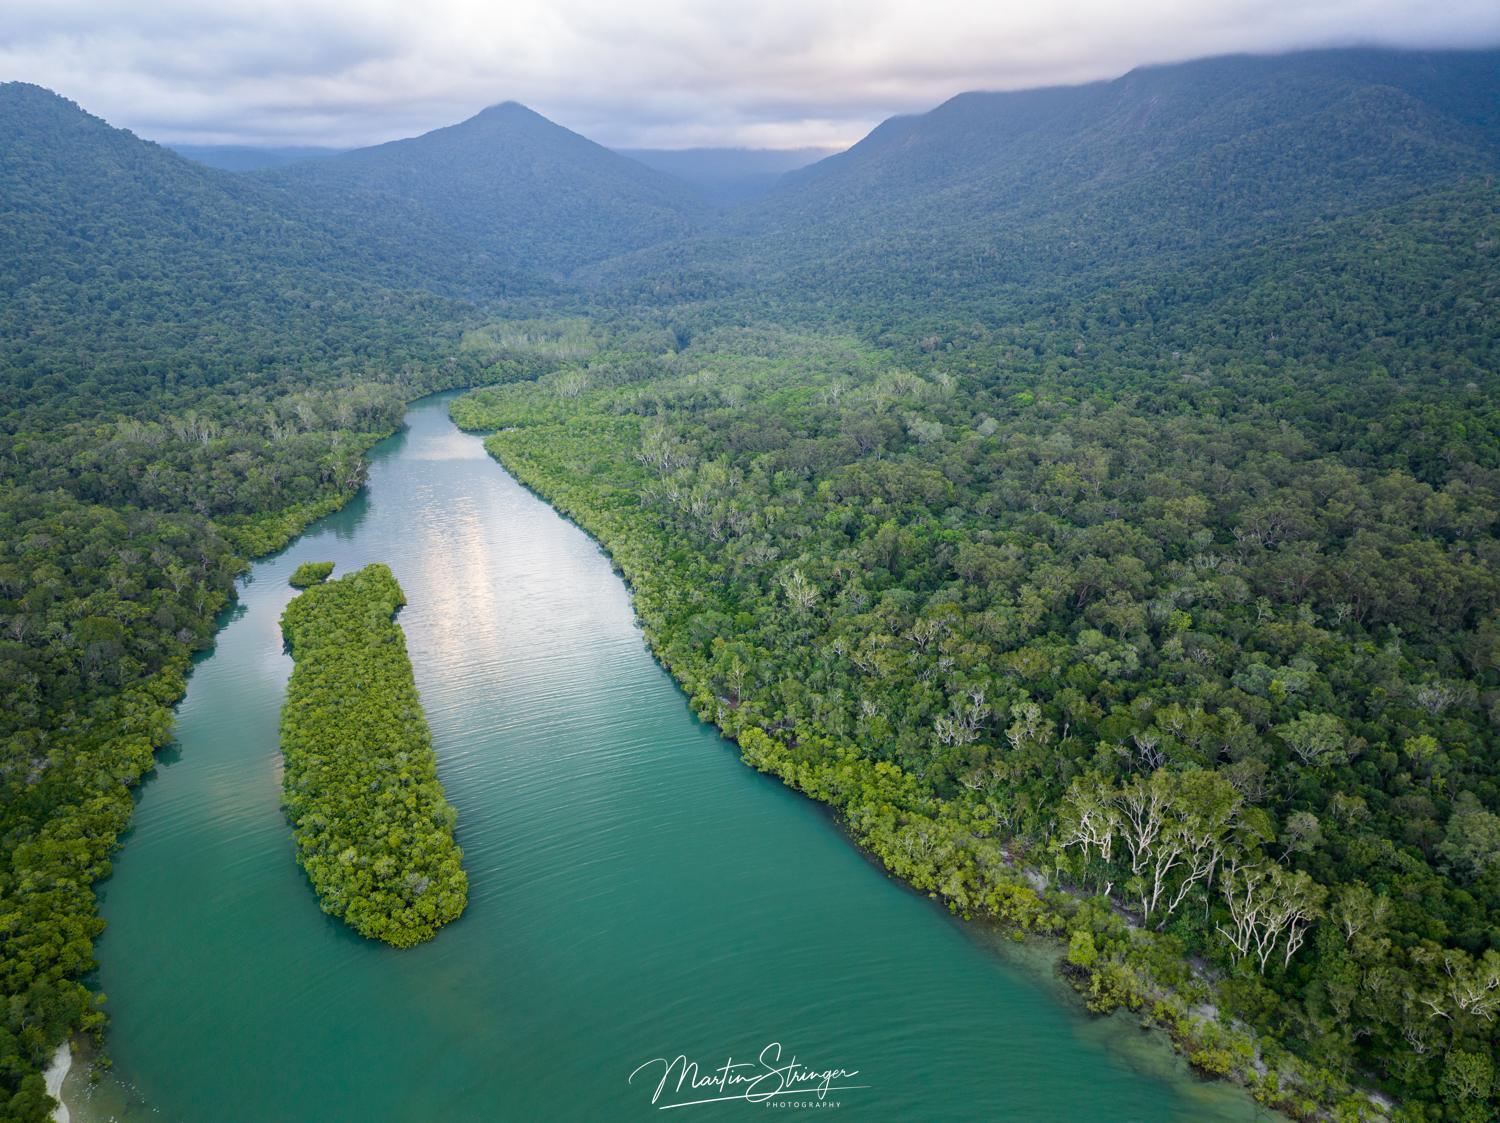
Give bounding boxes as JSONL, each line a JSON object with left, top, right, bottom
{"left": 449, "top": 292, "right": 1500, "bottom": 1121}
{"left": 0, "top": 83, "right": 496, "bottom": 1120}
{"left": 278, "top": 564, "right": 467, "bottom": 948}
{"left": 2, "top": 43, "right": 1499, "bottom": 1123}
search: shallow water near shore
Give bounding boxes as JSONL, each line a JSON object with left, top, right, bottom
{"left": 70, "top": 393, "right": 1262, "bottom": 1121}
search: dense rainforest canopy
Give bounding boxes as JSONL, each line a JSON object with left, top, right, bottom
{"left": 2, "top": 44, "right": 1499, "bottom": 1123}
{"left": 450, "top": 294, "right": 1500, "bottom": 1118}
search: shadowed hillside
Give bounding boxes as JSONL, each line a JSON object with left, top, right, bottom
{"left": 264, "top": 102, "right": 710, "bottom": 276}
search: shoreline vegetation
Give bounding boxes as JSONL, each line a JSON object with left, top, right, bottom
{"left": 0, "top": 414, "right": 412, "bottom": 1122}
{"left": 279, "top": 563, "right": 467, "bottom": 947}
{"left": 446, "top": 317, "right": 1497, "bottom": 1123}
{"left": 447, "top": 385, "right": 1329, "bottom": 1117}
{"left": 2, "top": 377, "right": 516, "bottom": 1118}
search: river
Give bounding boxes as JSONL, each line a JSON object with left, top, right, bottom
{"left": 68, "top": 393, "right": 1262, "bottom": 1121}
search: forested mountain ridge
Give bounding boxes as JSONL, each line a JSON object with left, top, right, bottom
{"left": 772, "top": 49, "right": 1500, "bottom": 211}
{"left": 589, "top": 48, "right": 1500, "bottom": 307}
{"left": 0, "top": 81, "right": 528, "bottom": 430}
{"left": 261, "top": 101, "right": 711, "bottom": 276}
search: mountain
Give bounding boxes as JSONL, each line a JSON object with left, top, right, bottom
{"left": 0, "top": 82, "right": 498, "bottom": 427}
{"left": 617, "top": 146, "right": 840, "bottom": 204}
{"left": 587, "top": 48, "right": 1500, "bottom": 308}
{"left": 169, "top": 144, "right": 345, "bottom": 171}
{"left": 762, "top": 48, "right": 1500, "bottom": 245}
{"left": 263, "top": 102, "right": 710, "bottom": 276}
{"left": 8, "top": 49, "right": 1500, "bottom": 407}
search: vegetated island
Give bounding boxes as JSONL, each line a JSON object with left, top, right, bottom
{"left": 289, "top": 560, "right": 336, "bottom": 588}
{"left": 279, "top": 562, "right": 467, "bottom": 947}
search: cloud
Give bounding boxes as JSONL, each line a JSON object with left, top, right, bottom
{"left": 2, "top": 0, "right": 1498, "bottom": 149}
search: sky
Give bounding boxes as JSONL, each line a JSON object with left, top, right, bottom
{"left": 2, "top": 0, "right": 1499, "bottom": 151}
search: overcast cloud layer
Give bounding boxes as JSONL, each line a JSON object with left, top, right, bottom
{"left": 3, "top": 0, "right": 1498, "bottom": 150}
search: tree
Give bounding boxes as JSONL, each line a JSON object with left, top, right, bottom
{"left": 1059, "top": 770, "right": 1243, "bottom": 925}
{"left": 1273, "top": 712, "right": 1350, "bottom": 768}
{"left": 1439, "top": 794, "right": 1500, "bottom": 883}
{"left": 780, "top": 569, "right": 820, "bottom": 612}
{"left": 1411, "top": 948, "right": 1500, "bottom": 1025}
{"left": 1217, "top": 861, "right": 1326, "bottom": 972}
{"left": 1440, "top": 1050, "right": 1494, "bottom": 1122}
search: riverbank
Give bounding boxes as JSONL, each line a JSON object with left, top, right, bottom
{"left": 451, "top": 390, "right": 1390, "bottom": 1123}
{"left": 73, "top": 393, "right": 1267, "bottom": 1122}
{"left": 10, "top": 420, "right": 409, "bottom": 1111}
{"left": 43, "top": 1043, "right": 70, "bottom": 1123}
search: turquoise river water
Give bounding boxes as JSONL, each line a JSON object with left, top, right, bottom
{"left": 67, "top": 394, "right": 1265, "bottom": 1121}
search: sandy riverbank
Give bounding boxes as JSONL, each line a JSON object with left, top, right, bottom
{"left": 43, "top": 1042, "right": 71, "bottom": 1123}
